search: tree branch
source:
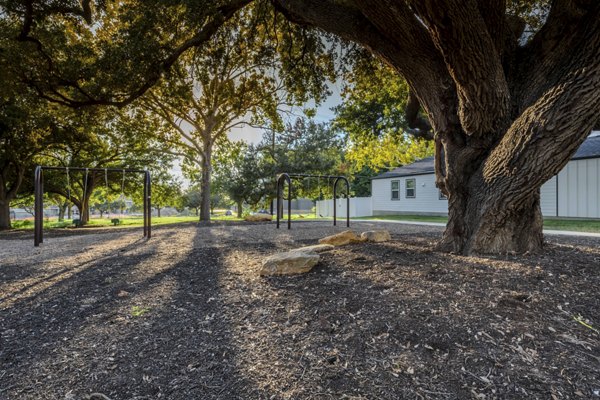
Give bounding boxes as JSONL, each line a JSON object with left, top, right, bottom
{"left": 405, "top": 90, "right": 433, "bottom": 140}
{"left": 18, "top": 0, "right": 253, "bottom": 108}
{"left": 407, "top": 0, "right": 510, "bottom": 137}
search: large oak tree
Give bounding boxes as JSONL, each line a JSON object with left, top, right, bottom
{"left": 3, "top": 0, "right": 600, "bottom": 253}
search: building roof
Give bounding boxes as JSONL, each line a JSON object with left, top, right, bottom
{"left": 372, "top": 156, "right": 435, "bottom": 180}
{"left": 373, "top": 133, "right": 600, "bottom": 180}
{"left": 572, "top": 133, "right": 600, "bottom": 160}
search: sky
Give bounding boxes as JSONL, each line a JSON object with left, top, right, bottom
{"left": 227, "top": 81, "right": 344, "bottom": 144}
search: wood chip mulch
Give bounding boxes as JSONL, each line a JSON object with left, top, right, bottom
{"left": 1, "top": 221, "right": 599, "bottom": 399}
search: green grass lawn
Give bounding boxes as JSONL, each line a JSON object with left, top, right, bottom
{"left": 11, "top": 215, "right": 238, "bottom": 230}
{"left": 357, "top": 214, "right": 600, "bottom": 233}
{"left": 11, "top": 211, "right": 323, "bottom": 230}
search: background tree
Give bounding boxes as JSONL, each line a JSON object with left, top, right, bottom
{"left": 39, "top": 108, "right": 172, "bottom": 224}
{"left": 182, "top": 187, "right": 203, "bottom": 217}
{"left": 214, "top": 141, "right": 264, "bottom": 217}
{"left": 333, "top": 56, "right": 434, "bottom": 175}
{"left": 0, "top": 90, "right": 74, "bottom": 229}
{"left": 139, "top": 5, "right": 334, "bottom": 223}
{"left": 146, "top": 171, "right": 182, "bottom": 218}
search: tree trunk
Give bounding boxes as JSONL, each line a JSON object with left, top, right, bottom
{"left": 58, "top": 202, "right": 67, "bottom": 221}
{"left": 438, "top": 171, "right": 544, "bottom": 254}
{"left": 80, "top": 181, "right": 96, "bottom": 224}
{"left": 157, "top": 207, "right": 161, "bottom": 218}
{"left": 199, "top": 141, "right": 213, "bottom": 222}
{"left": 0, "top": 166, "right": 24, "bottom": 230}
{"left": 0, "top": 199, "right": 10, "bottom": 230}
{"left": 236, "top": 200, "right": 243, "bottom": 218}
{"left": 67, "top": 204, "right": 72, "bottom": 219}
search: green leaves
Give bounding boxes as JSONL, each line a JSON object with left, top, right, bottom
{"left": 333, "top": 56, "right": 434, "bottom": 173}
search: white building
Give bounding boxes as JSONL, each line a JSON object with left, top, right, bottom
{"left": 371, "top": 133, "right": 600, "bottom": 218}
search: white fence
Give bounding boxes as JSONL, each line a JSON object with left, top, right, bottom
{"left": 316, "top": 197, "right": 373, "bottom": 218}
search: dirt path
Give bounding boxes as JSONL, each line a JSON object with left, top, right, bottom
{"left": 1, "top": 222, "right": 599, "bottom": 399}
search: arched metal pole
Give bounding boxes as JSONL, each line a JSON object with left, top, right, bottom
{"left": 143, "top": 173, "right": 147, "bottom": 237}
{"left": 333, "top": 177, "right": 351, "bottom": 228}
{"left": 276, "top": 173, "right": 291, "bottom": 229}
{"left": 34, "top": 166, "right": 42, "bottom": 246}
{"left": 146, "top": 171, "right": 152, "bottom": 239}
{"left": 333, "top": 177, "right": 338, "bottom": 226}
{"left": 343, "top": 177, "right": 350, "bottom": 227}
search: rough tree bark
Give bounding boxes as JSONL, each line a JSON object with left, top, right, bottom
{"left": 272, "top": 0, "right": 600, "bottom": 254}
{"left": 58, "top": 202, "right": 67, "bottom": 221}
{"left": 0, "top": 196, "right": 11, "bottom": 230}
{"left": 236, "top": 200, "right": 243, "bottom": 218}
{"left": 199, "top": 138, "right": 213, "bottom": 223}
{"left": 0, "top": 165, "right": 24, "bottom": 230}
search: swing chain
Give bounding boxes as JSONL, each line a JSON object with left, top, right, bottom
{"left": 83, "top": 167, "right": 89, "bottom": 208}
{"left": 66, "top": 167, "right": 71, "bottom": 201}
{"left": 120, "top": 169, "right": 126, "bottom": 217}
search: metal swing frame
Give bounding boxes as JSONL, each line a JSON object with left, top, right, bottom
{"left": 34, "top": 166, "right": 152, "bottom": 247}
{"left": 276, "top": 173, "right": 350, "bottom": 229}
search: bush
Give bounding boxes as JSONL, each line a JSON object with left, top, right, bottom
{"left": 13, "top": 220, "right": 33, "bottom": 228}
{"left": 72, "top": 219, "right": 82, "bottom": 227}
{"left": 111, "top": 218, "right": 120, "bottom": 226}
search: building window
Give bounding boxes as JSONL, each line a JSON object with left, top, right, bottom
{"left": 406, "top": 178, "right": 416, "bottom": 198}
{"left": 391, "top": 180, "right": 400, "bottom": 200}
{"left": 439, "top": 190, "right": 448, "bottom": 200}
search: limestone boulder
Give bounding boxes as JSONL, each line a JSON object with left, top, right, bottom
{"left": 290, "top": 244, "right": 335, "bottom": 254}
{"left": 361, "top": 230, "right": 392, "bottom": 243}
{"left": 318, "top": 230, "right": 364, "bottom": 246}
{"left": 244, "top": 213, "right": 273, "bottom": 222}
{"left": 260, "top": 251, "right": 320, "bottom": 276}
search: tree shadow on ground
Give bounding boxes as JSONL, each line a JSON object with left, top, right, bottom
{"left": 1, "top": 223, "right": 599, "bottom": 399}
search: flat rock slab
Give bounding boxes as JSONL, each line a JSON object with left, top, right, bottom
{"left": 318, "top": 230, "right": 364, "bottom": 246}
{"left": 290, "top": 244, "right": 335, "bottom": 254}
{"left": 361, "top": 230, "right": 392, "bottom": 242}
{"left": 260, "top": 251, "right": 320, "bottom": 276}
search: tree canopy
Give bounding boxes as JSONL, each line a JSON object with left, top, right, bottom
{"left": 2, "top": 0, "right": 599, "bottom": 254}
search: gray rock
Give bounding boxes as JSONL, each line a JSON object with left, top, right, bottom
{"left": 318, "top": 230, "right": 364, "bottom": 246}
{"left": 260, "top": 251, "right": 320, "bottom": 276}
{"left": 361, "top": 230, "right": 392, "bottom": 242}
{"left": 289, "top": 244, "right": 335, "bottom": 254}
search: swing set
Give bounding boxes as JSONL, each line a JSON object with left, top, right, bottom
{"left": 33, "top": 166, "right": 152, "bottom": 247}
{"left": 275, "top": 173, "right": 350, "bottom": 229}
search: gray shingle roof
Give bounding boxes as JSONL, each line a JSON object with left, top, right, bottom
{"left": 373, "top": 133, "right": 600, "bottom": 180}
{"left": 573, "top": 134, "right": 600, "bottom": 159}
{"left": 372, "top": 156, "right": 435, "bottom": 180}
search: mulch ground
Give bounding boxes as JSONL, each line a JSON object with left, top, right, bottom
{"left": 1, "top": 221, "right": 599, "bottom": 400}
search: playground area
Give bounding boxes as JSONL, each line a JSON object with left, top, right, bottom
{"left": 1, "top": 221, "right": 599, "bottom": 399}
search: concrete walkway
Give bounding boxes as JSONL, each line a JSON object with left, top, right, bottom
{"left": 366, "top": 219, "right": 600, "bottom": 238}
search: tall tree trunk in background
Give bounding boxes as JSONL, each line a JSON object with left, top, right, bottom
{"left": 199, "top": 140, "right": 213, "bottom": 222}
{"left": 67, "top": 204, "right": 72, "bottom": 220}
{"left": 72, "top": 181, "right": 96, "bottom": 225}
{"left": 156, "top": 206, "right": 162, "bottom": 218}
{"left": 274, "top": 0, "right": 600, "bottom": 254}
{"left": 58, "top": 202, "right": 67, "bottom": 221}
{"left": 0, "top": 166, "right": 24, "bottom": 230}
{"left": 236, "top": 200, "right": 243, "bottom": 218}
{"left": 0, "top": 196, "right": 10, "bottom": 230}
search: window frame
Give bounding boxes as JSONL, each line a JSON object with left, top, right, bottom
{"left": 391, "top": 180, "right": 400, "bottom": 201}
{"left": 405, "top": 178, "right": 416, "bottom": 198}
